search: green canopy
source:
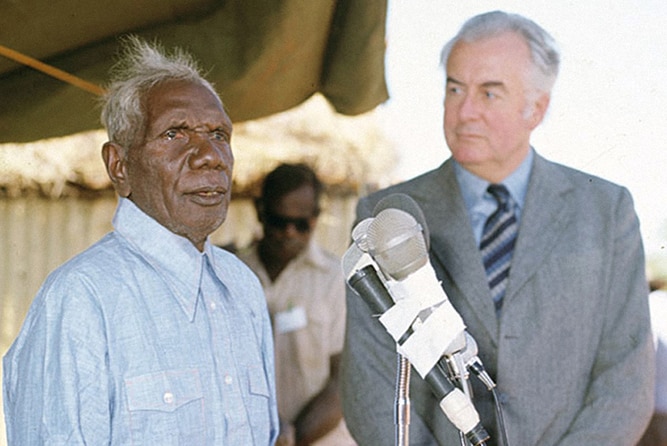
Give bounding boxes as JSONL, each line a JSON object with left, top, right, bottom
{"left": 0, "top": 0, "right": 388, "bottom": 143}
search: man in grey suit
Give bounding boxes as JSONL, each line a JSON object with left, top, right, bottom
{"left": 341, "top": 10, "right": 655, "bottom": 446}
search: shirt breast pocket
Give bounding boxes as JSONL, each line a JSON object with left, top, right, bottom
{"left": 245, "top": 365, "right": 273, "bottom": 444}
{"left": 125, "top": 369, "right": 205, "bottom": 445}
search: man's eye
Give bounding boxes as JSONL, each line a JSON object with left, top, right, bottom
{"left": 485, "top": 90, "right": 498, "bottom": 99}
{"left": 164, "top": 129, "right": 186, "bottom": 140}
{"left": 211, "top": 130, "right": 229, "bottom": 142}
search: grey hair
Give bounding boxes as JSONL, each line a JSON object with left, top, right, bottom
{"left": 100, "top": 35, "right": 218, "bottom": 149}
{"left": 440, "top": 11, "right": 560, "bottom": 95}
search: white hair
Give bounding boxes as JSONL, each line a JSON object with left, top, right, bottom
{"left": 440, "top": 11, "right": 560, "bottom": 95}
{"left": 100, "top": 35, "right": 219, "bottom": 149}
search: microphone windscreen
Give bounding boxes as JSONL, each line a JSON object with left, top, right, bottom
{"left": 342, "top": 242, "right": 364, "bottom": 278}
{"left": 367, "top": 208, "right": 428, "bottom": 280}
{"left": 351, "top": 218, "right": 374, "bottom": 252}
{"left": 373, "top": 193, "right": 430, "bottom": 251}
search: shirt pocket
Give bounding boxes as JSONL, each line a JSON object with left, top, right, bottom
{"left": 125, "top": 369, "right": 206, "bottom": 445}
{"left": 245, "top": 365, "right": 273, "bottom": 444}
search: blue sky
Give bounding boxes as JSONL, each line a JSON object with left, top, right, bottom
{"left": 380, "top": 1, "right": 667, "bottom": 268}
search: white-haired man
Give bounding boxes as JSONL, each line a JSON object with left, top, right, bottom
{"left": 3, "top": 37, "right": 279, "bottom": 444}
{"left": 342, "top": 11, "right": 654, "bottom": 445}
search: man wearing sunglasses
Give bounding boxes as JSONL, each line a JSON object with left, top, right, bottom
{"left": 238, "top": 163, "right": 355, "bottom": 446}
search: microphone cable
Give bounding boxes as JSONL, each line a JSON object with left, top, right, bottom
{"left": 467, "top": 361, "right": 511, "bottom": 446}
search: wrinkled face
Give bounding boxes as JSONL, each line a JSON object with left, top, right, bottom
{"left": 260, "top": 184, "right": 317, "bottom": 264}
{"left": 444, "top": 32, "right": 548, "bottom": 182}
{"left": 106, "top": 79, "right": 234, "bottom": 250}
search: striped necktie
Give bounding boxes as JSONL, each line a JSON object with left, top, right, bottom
{"left": 480, "top": 184, "right": 518, "bottom": 314}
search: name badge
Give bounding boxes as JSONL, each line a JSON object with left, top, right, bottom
{"left": 275, "top": 306, "right": 308, "bottom": 334}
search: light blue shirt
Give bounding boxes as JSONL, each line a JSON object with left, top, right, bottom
{"left": 453, "top": 149, "right": 534, "bottom": 244}
{"left": 3, "top": 198, "right": 279, "bottom": 445}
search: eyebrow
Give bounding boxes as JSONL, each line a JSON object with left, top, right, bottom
{"left": 446, "top": 76, "right": 463, "bottom": 86}
{"left": 446, "top": 76, "right": 507, "bottom": 90}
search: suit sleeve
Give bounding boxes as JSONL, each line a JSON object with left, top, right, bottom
{"left": 556, "top": 187, "right": 655, "bottom": 445}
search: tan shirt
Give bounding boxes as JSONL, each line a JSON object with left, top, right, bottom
{"left": 238, "top": 241, "right": 355, "bottom": 445}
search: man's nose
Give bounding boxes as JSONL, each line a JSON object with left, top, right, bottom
{"left": 458, "top": 94, "right": 480, "bottom": 120}
{"left": 188, "top": 131, "right": 231, "bottom": 170}
{"left": 282, "top": 222, "right": 301, "bottom": 237}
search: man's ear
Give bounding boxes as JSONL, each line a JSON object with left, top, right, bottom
{"left": 102, "top": 142, "right": 131, "bottom": 198}
{"left": 525, "top": 92, "right": 550, "bottom": 130}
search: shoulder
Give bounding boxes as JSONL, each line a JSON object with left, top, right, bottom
{"left": 37, "top": 233, "right": 127, "bottom": 300}
{"left": 307, "top": 242, "right": 342, "bottom": 273}
{"left": 212, "top": 245, "right": 260, "bottom": 278}
{"left": 6, "top": 235, "right": 123, "bottom": 358}
{"left": 532, "top": 155, "right": 637, "bottom": 218}
{"left": 235, "top": 243, "right": 259, "bottom": 268}
{"left": 536, "top": 155, "right": 630, "bottom": 198}
{"left": 210, "top": 246, "right": 264, "bottom": 296}
{"left": 358, "top": 162, "right": 452, "bottom": 218}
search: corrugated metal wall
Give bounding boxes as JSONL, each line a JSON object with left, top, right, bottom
{"left": 0, "top": 197, "right": 117, "bottom": 347}
{"left": 0, "top": 194, "right": 357, "bottom": 445}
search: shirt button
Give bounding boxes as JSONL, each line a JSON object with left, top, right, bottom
{"left": 210, "top": 302, "right": 217, "bottom": 311}
{"left": 163, "top": 392, "right": 174, "bottom": 404}
{"left": 224, "top": 374, "right": 233, "bottom": 385}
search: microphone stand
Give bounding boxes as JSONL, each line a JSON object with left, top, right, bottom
{"left": 394, "top": 353, "right": 411, "bottom": 446}
{"left": 447, "top": 352, "right": 475, "bottom": 446}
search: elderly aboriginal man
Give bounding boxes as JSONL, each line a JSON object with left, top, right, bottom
{"left": 3, "top": 36, "right": 279, "bottom": 445}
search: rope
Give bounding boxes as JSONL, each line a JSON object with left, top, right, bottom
{"left": 0, "top": 44, "right": 106, "bottom": 96}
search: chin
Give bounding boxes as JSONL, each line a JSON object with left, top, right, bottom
{"left": 186, "top": 213, "right": 227, "bottom": 240}
{"left": 451, "top": 151, "right": 487, "bottom": 166}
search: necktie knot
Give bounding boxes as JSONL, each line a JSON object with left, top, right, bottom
{"left": 487, "top": 184, "right": 511, "bottom": 212}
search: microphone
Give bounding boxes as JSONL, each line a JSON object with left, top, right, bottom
{"left": 367, "top": 197, "right": 467, "bottom": 359}
{"left": 370, "top": 194, "right": 496, "bottom": 389}
{"left": 346, "top": 194, "right": 490, "bottom": 445}
{"left": 366, "top": 193, "right": 490, "bottom": 444}
{"left": 347, "top": 265, "right": 489, "bottom": 445}
{"left": 371, "top": 192, "right": 430, "bottom": 251}
{"left": 342, "top": 218, "right": 374, "bottom": 280}
{"left": 461, "top": 334, "right": 496, "bottom": 391}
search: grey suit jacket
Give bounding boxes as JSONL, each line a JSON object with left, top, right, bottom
{"left": 341, "top": 154, "right": 655, "bottom": 445}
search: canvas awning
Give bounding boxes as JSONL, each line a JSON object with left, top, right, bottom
{"left": 0, "top": 0, "right": 388, "bottom": 143}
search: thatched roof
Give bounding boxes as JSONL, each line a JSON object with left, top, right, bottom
{"left": 0, "top": 94, "right": 397, "bottom": 199}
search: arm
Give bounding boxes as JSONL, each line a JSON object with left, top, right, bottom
{"left": 3, "top": 273, "right": 112, "bottom": 445}
{"left": 291, "top": 247, "right": 352, "bottom": 445}
{"left": 258, "top": 280, "right": 281, "bottom": 446}
{"left": 293, "top": 354, "right": 344, "bottom": 445}
{"left": 340, "top": 281, "right": 402, "bottom": 444}
{"left": 556, "top": 188, "right": 655, "bottom": 445}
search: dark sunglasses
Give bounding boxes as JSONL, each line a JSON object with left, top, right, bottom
{"left": 263, "top": 212, "right": 312, "bottom": 233}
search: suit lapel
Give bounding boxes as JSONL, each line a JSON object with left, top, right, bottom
{"left": 421, "top": 161, "right": 500, "bottom": 343}
{"left": 503, "top": 155, "right": 574, "bottom": 307}
{"left": 421, "top": 156, "right": 575, "bottom": 342}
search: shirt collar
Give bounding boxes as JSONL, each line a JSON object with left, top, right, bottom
{"left": 112, "top": 198, "right": 209, "bottom": 321}
{"left": 454, "top": 148, "right": 534, "bottom": 212}
{"left": 243, "top": 239, "right": 330, "bottom": 286}
{"left": 296, "top": 239, "right": 331, "bottom": 271}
